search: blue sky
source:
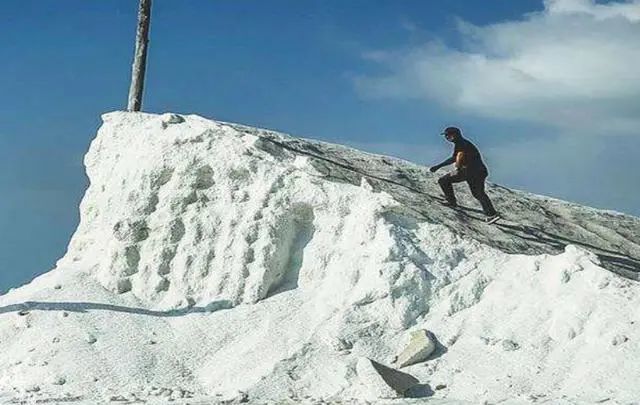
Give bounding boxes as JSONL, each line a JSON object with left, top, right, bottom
{"left": 1, "top": 0, "right": 639, "bottom": 293}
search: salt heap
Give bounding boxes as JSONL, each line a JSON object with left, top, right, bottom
{"left": 0, "top": 111, "right": 639, "bottom": 404}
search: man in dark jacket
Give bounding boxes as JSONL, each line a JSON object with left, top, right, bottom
{"left": 430, "top": 127, "right": 499, "bottom": 222}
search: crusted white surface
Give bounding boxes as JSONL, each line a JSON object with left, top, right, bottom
{"left": 0, "top": 112, "right": 638, "bottom": 404}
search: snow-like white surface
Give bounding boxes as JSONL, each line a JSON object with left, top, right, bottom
{"left": 0, "top": 111, "right": 639, "bottom": 404}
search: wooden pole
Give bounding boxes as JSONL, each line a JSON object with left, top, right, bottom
{"left": 127, "top": 0, "right": 152, "bottom": 112}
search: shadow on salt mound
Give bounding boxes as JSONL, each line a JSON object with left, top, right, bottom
{"left": 262, "top": 203, "right": 316, "bottom": 300}
{"left": 244, "top": 128, "right": 640, "bottom": 280}
{"left": 0, "top": 300, "right": 234, "bottom": 317}
{"left": 496, "top": 222, "right": 640, "bottom": 278}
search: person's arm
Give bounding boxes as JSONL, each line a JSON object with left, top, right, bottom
{"left": 429, "top": 156, "right": 455, "bottom": 172}
{"left": 438, "top": 156, "right": 455, "bottom": 167}
{"left": 455, "top": 151, "right": 464, "bottom": 169}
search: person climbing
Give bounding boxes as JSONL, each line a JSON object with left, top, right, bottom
{"left": 429, "top": 126, "right": 500, "bottom": 223}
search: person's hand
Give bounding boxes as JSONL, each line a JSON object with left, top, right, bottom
{"left": 429, "top": 165, "right": 440, "bottom": 173}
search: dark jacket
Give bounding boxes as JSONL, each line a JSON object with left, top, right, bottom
{"left": 438, "top": 137, "right": 489, "bottom": 177}
{"left": 452, "top": 138, "right": 488, "bottom": 175}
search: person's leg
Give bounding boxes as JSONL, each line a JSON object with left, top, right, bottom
{"left": 438, "top": 171, "right": 466, "bottom": 205}
{"left": 467, "top": 174, "right": 497, "bottom": 216}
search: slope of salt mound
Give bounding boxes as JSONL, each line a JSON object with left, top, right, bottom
{"left": 0, "top": 111, "right": 638, "bottom": 403}
{"left": 222, "top": 121, "right": 640, "bottom": 280}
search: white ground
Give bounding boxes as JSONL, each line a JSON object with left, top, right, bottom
{"left": 0, "top": 112, "right": 639, "bottom": 404}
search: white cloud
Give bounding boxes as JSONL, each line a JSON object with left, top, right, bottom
{"left": 545, "top": 0, "right": 640, "bottom": 20}
{"left": 355, "top": 0, "right": 640, "bottom": 133}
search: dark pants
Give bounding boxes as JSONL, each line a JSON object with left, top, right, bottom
{"left": 438, "top": 169, "right": 497, "bottom": 216}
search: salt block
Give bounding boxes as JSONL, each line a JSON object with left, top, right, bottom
{"left": 396, "top": 329, "right": 436, "bottom": 368}
{"left": 160, "top": 113, "right": 185, "bottom": 126}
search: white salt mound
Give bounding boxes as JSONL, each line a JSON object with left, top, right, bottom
{"left": 0, "top": 111, "right": 639, "bottom": 404}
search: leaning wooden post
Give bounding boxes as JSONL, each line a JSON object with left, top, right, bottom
{"left": 127, "top": 0, "right": 152, "bottom": 112}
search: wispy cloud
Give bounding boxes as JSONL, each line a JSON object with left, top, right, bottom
{"left": 354, "top": 0, "right": 640, "bottom": 134}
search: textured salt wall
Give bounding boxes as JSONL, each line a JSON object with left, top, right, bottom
{"left": 57, "top": 113, "right": 439, "bottom": 328}
{"left": 2, "top": 112, "right": 639, "bottom": 403}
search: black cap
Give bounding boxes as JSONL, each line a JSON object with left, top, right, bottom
{"left": 441, "top": 126, "right": 462, "bottom": 136}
